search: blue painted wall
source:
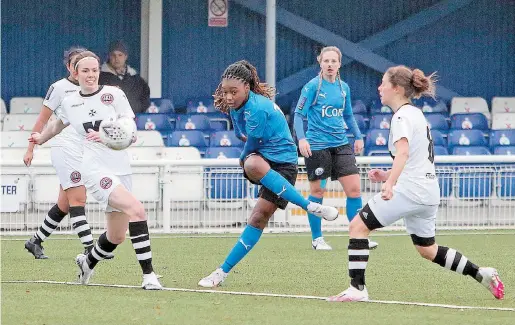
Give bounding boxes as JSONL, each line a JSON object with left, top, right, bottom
{"left": 2, "top": 0, "right": 514, "bottom": 111}
{"left": 1, "top": 0, "right": 141, "bottom": 108}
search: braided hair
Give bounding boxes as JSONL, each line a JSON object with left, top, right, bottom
{"left": 213, "top": 60, "right": 276, "bottom": 114}
{"left": 312, "top": 46, "right": 345, "bottom": 108}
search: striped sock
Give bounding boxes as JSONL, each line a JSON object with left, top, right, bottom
{"left": 86, "top": 232, "right": 118, "bottom": 269}
{"left": 348, "top": 238, "right": 370, "bottom": 290}
{"left": 34, "top": 204, "right": 67, "bottom": 243}
{"left": 432, "top": 245, "right": 480, "bottom": 280}
{"left": 129, "top": 221, "right": 154, "bottom": 274}
{"left": 69, "top": 206, "right": 94, "bottom": 250}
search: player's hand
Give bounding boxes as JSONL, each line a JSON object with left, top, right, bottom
{"left": 28, "top": 132, "right": 44, "bottom": 145}
{"left": 368, "top": 169, "right": 387, "bottom": 183}
{"left": 381, "top": 181, "right": 394, "bottom": 200}
{"left": 298, "top": 139, "right": 312, "bottom": 158}
{"left": 354, "top": 139, "right": 364, "bottom": 155}
{"left": 86, "top": 129, "right": 102, "bottom": 143}
{"left": 23, "top": 150, "right": 34, "bottom": 167}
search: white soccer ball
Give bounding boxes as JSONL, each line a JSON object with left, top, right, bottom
{"left": 99, "top": 116, "right": 136, "bottom": 151}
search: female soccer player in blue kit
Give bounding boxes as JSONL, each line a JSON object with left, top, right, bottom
{"left": 198, "top": 60, "right": 339, "bottom": 287}
{"left": 294, "top": 46, "right": 378, "bottom": 250}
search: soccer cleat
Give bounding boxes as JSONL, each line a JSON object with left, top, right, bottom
{"left": 75, "top": 253, "right": 94, "bottom": 285}
{"left": 369, "top": 240, "right": 379, "bottom": 250}
{"left": 327, "top": 285, "right": 369, "bottom": 302}
{"left": 307, "top": 203, "right": 339, "bottom": 221}
{"left": 478, "top": 267, "right": 504, "bottom": 300}
{"left": 312, "top": 237, "right": 333, "bottom": 250}
{"left": 25, "top": 238, "right": 48, "bottom": 259}
{"left": 198, "top": 268, "right": 228, "bottom": 288}
{"left": 142, "top": 272, "right": 163, "bottom": 290}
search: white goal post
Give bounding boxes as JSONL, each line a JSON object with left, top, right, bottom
{"left": 1, "top": 155, "right": 515, "bottom": 235}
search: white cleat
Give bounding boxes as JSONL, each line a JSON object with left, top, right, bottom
{"left": 478, "top": 267, "right": 505, "bottom": 300}
{"left": 307, "top": 202, "right": 339, "bottom": 221}
{"left": 327, "top": 285, "right": 369, "bottom": 302}
{"left": 198, "top": 268, "right": 228, "bottom": 288}
{"left": 312, "top": 237, "right": 333, "bottom": 250}
{"left": 369, "top": 240, "right": 379, "bottom": 250}
{"left": 142, "top": 272, "right": 163, "bottom": 290}
{"left": 75, "top": 253, "right": 94, "bottom": 285}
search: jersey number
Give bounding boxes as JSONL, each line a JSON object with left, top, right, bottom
{"left": 83, "top": 120, "right": 102, "bottom": 133}
{"left": 426, "top": 126, "right": 435, "bottom": 163}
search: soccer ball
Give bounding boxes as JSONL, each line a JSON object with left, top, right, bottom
{"left": 99, "top": 116, "right": 136, "bottom": 150}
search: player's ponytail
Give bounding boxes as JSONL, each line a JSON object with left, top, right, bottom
{"left": 386, "top": 65, "right": 437, "bottom": 99}
{"left": 213, "top": 60, "right": 275, "bottom": 114}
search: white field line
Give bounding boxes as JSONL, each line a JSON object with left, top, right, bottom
{"left": 2, "top": 280, "right": 513, "bottom": 312}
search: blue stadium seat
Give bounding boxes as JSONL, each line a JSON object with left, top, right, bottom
{"left": 452, "top": 146, "right": 491, "bottom": 155}
{"left": 352, "top": 100, "right": 367, "bottom": 115}
{"left": 450, "top": 113, "right": 489, "bottom": 131}
{"left": 489, "top": 130, "right": 515, "bottom": 150}
{"left": 437, "top": 168, "right": 453, "bottom": 197}
{"left": 370, "top": 102, "right": 392, "bottom": 114}
{"left": 135, "top": 113, "right": 173, "bottom": 131}
{"left": 497, "top": 172, "right": 515, "bottom": 198}
{"left": 426, "top": 113, "right": 449, "bottom": 131}
{"left": 434, "top": 146, "right": 448, "bottom": 155}
{"left": 447, "top": 130, "right": 487, "bottom": 152}
{"left": 186, "top": 97, "right": 216, "bottom": 113}
{"left": 369, "top": 114, "right": 392, "bottom": 130}
{"left": 207, "top": 170, "right": 247, "bottom": 200}
{"left": 494, "top": 146, "right": 515, "bottom": 155}
{"left": 176, "top": 114, "right": 211, "bottom": 131}
{"left": 166, "top": 130, "right": 209, "bottom": 153}
{"left": 147, "top": 98, "right": 175, "bottom": 113}
{"left": 205, "top": 147, "right": 242, "bottom": 159}
{"left": 344, "top": 114, "right": 367, "bottom": 133}
{"left": 412, "top": 98, "right": 448, "bottom": 114}
{"left": 365, "top": 129, "right": 389, "bottom": 155}
{"left": 431, "top": 130, "right": 447, "bottom": 147}
{"left": 457, "top": 171, "right": 493, "bottom": 199}
{"left": 211, "top": 131, "right": 244, "bottom": 147}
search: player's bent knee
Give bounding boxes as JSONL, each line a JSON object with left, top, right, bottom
{"left": 244, "top": 156, "right": 269, "bottom": 180}
{"left": 411, "top": 235, "right": 437, "bottom": 260}
{"left": 310, "top": 186, "right": 325, "bottom": 198}
{"left": 107, "top": 231, "right": 126, "bottom": 245}
{"left": 128, "top": 201, "right": 146, "bottom": 222}
{"left": 348, "top": 217, "right": 369, "bottom": 237}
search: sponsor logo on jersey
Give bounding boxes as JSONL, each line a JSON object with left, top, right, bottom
{"left": 65, "top": 89, "right": 77, "bottom": 93}
{"left": 89, "top": 109, "right": 97, "bottom": 117}
{"left": 72, "top": 102, "right": 84, "bottom": 108}
{"left": 321, "top": 105, "right": 344, "bottom": 118}
{"left": 100, "top": 177, "right": 112, "bottom": 189}
{"left": 101, "top": 93, "right": 114, "bottom": 105}
{"left": 70, "top": 171, "right": 81, "bottom": 183}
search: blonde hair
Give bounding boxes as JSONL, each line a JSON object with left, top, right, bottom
{"left": 386, "top": 65, "right": 437, "bottom": 99}
{"left": 313, "top": 46, "right": 345, "bottom": 107}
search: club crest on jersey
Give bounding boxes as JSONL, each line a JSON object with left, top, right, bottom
{"left": 315, "top": 167, "right": 324, "bottom": 176}
{"left": 101, "top": 93, "right": 114, "bottom": 105}
{"left": 100, "top": 177, "right": 112, "bottom": 189}
{"left": 70, "top": 171, "right": 81, "bottom": 183}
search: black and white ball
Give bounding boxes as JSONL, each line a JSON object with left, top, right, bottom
{"left": 99, "top": 116, "right": 136, "bottom": 150}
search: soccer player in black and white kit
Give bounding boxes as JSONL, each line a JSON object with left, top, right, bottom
{"left": 328, "top": 66, "right": 504, "bottom": 302}
{"left": 30, "top": 51, "right": 162, "bottom": 290}
{"left": 24, "top": 47, "right": 96, "bottom": 259}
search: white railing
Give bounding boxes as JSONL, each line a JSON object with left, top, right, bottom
{"left": 2, "top": 155, "right": 515, "bottom": 235}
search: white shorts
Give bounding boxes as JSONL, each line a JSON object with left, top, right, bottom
{"left": 366, "top": 190, "right": 438, "bottom": 238}
{"left": 84, "top": 172, "right": 132, "bottom": 212}
{"left": 50, "top": 146, "right": 83, "bottom": 190}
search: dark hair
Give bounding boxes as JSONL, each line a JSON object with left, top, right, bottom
{"left": 213, "top": 60, "right": 276, "bottom": 113}
{"left": 63, "top": 46, "right": 87, "bottom": 66}
{"left": 73, "top": 51, "right": 101, "bottom": 71}
{"left": 386, "top": 65, "right": 437, "bottom": 99}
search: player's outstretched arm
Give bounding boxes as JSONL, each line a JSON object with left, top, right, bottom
{"left": 29, "top": 119, "right": 67, "bottom": 145}
{"left": 24, "top": 106, "right": 54, "bottom": 166}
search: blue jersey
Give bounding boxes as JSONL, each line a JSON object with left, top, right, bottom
{"left": 230, "top": 91, "right": 298, "bottom": 164}
{"left": 295, "top": 76, "right": 362, "bottom": 151}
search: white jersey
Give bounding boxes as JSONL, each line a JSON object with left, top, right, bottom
{"left": 388, "top": 104, "right": 440, "bottom": 205}
{"left": 43, "top": 78, "right": 83, "bottom": 148}
{"left": 58, "top": 86, "right": 134, "bottom": 176}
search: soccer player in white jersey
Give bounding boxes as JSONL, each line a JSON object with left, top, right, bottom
{"left": 24, "top": 47, "right": 96, "bottom": 259}
{"left": 29, "top": 51, "right": 162, "bottom": 290}
{"left": 328, "top": 66, "right": 504, "bottom": 302}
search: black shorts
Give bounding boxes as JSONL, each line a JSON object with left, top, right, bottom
{"left": 305, "top": 144, "right": 359, "bottom": 181}
{"left": 243, "top": 153, "right": 298, "bottom": 210}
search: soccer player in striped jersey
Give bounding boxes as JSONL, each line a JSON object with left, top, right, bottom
{"left": 328, "top": 66, "right": 504, "bottom": 302}
{"left": 198, "top": 60, "right": 339, "bottom": 287}
{"left": 23, "top": 47, "right": 97, "bottom": 259}
{"left": 294, "top": 46, "right": 377, "bottom": 250}
{"left": 29, "top": 51, "right": 162, "bottom": 290}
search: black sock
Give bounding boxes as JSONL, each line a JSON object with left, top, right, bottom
{"left": 34, "top": 204, "right": 67, "bottom": 243}
{"left": 86, "top": 232, "right": 118, "bottom": 269}
{"left": 432, "top": 245, "right": 480, "bottom": 281}
{"left": 129, "top": 221, "right": 154, "bottom": 274}
{"left": 348, "top": 238, "right": 369, "bottom": 290}
{"left": 69, "top": 206, "right": 94, "bottom": 249}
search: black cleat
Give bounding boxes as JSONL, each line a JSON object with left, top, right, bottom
{"left": 25, "top": 238, "right": 48, "bottom": 259}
